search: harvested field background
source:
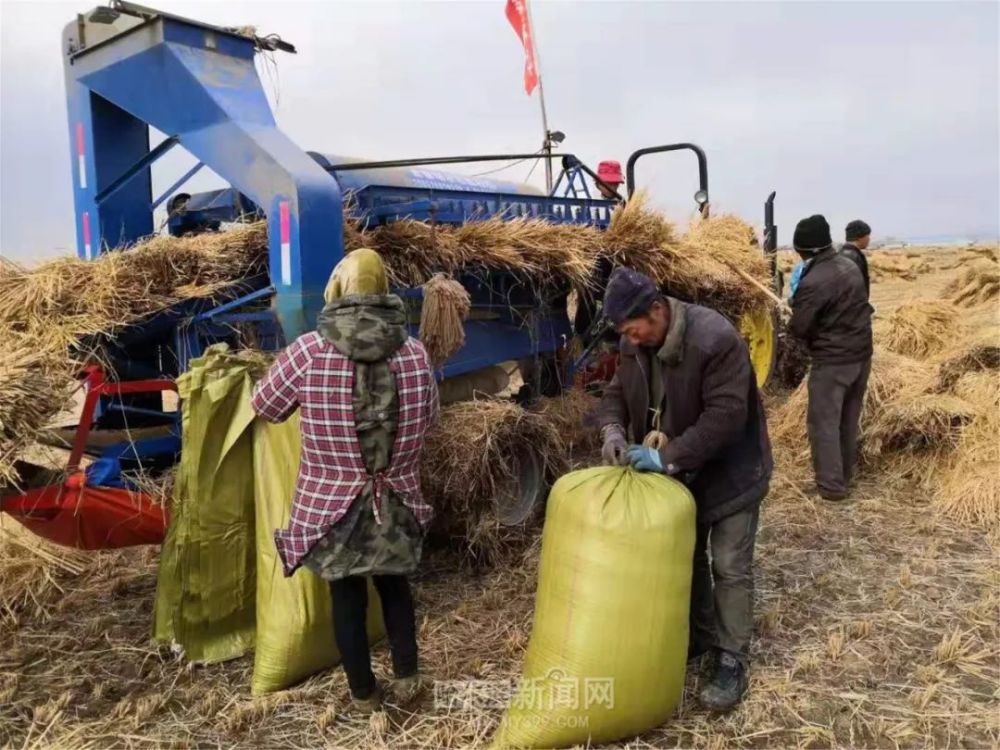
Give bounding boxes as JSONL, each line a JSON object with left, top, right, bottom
{"left": 2, "top": 242, "right": 998, "bottom": 749}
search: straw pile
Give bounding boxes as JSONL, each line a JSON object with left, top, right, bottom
{"left": 0, "top": 331, "right": 77, "bottom": 485}
{"left": 936, "top": 329, "right": 1000, "bottom": 390}
{"left": 868, "top": 252, "right": 928, "bottom": 281}
{"left": 944, "top": 260, "right": 1000, "bottom": 307}
{"left": 0, "top": 519, "right": 94, "bottom": 623}
{"left": 928, "top": 334, "right": 1000, "bottom": 532}
{"left": 534, "top": 389, "right": 601, "bottom": 461}
{"left": 421, "top": 399, "right": 565, "bottom": 564}
{"left": 882, "top": 300, "right": 964, "bottom": 358}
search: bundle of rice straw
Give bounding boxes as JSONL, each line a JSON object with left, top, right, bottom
{"left": 355, "top": 193, "right": 774, "bottom": 321}
{"left": 0, "top": 223, "right": 267, "bottom": 348}
{"left": 360, "top": 215, "right": 601, "bottom": 290}
{"left": 936, "top": 329, "right": 1000, "bottom": 390}
{"left": 603, "top": 198, "right": 774, "bottom": 320}
{"left": 534, "top": 390, "right": 601, "bottom": 461}
{"left": 864, "top": 390, "right": 976, "bottom": 458}
{"left": 868, "top": 253, "right": 926, "bottom": 281}
{"left": 0, "top": 329, "right": 77, "bottom": 485}
{"left": 419, "top": 274, "right": 471, "bottom": 368}
{"left": 933, "top": 411, "right": 1000, "bottom": 533}
{"left": 881, "top": 300, "right": 964, "bottom": 359}
{"left": 421, "top": 399, "right": 565, "bottom": 563}
{"left": 945, "top": 261, "right": 1000, "bottom": 307}
{"left": 0, "top": 519, "right": 92, "bottom": 622}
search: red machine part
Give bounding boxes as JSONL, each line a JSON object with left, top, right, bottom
{"left": 0, "top": 366, "right": 175, "bottom": 549}
{"left": 577, "top": 351, "right": 619, "bottom": 389}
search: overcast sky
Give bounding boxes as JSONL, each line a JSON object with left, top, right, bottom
{"left": 1, "top": 0, "right": 997, "bottom": 261}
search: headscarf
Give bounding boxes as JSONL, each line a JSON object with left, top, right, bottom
{"left": 323, "top": 248, "right": 389, "bottom": 303}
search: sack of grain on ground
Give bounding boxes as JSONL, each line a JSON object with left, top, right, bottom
{"left": 493, "top": 467, "right": 695, "bottom": 749}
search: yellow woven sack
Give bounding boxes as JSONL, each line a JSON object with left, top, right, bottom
{"left": 153, "top": 346, "right": 257, "bottom": 663}
{"left": 494, "top": 467, "right": 696, "bottom": 748}
{"left": 251, "top": 413, "right": 384, "bottom": 695}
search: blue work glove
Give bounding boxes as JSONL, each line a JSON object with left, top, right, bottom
{"left": 626, "top": 445, "right": 664, "bottom": 473}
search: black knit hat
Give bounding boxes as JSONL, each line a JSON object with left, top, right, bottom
{"left": 603, "top": 267, "right": 658, "bottom": 325}
{"left": 845, "top": 219, "right": 872, "bottom": 242}
{"left": 793, "top": 214, "right": 833, "bottom": 254}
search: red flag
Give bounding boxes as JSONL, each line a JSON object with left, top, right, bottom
{"left": 505, "top": 0, "right": 539, "bottom": 95}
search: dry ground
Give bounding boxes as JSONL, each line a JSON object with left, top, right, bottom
{"left": 2, "top": 245, "right": 998, "bottom": 749}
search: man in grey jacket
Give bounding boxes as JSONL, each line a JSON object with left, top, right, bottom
{"left": 789, "top": 215, "right": 874, "bottom": 500}
{"left": 597, "top": 267, "right": 772, "bottom": 711}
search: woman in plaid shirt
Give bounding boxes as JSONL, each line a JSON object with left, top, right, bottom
{"left": 252, "top": 249, "right": 439, "bottom": 713}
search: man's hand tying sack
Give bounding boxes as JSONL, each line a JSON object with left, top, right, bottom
{"left": 600, "top": 424, "right": 629, "bottom": 466}
{"left": 626, "top": 445, "right": 664, "bottom": 473}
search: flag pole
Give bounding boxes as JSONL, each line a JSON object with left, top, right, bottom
{"left": 524, "top": 0, "right": 553, "bottom": 193}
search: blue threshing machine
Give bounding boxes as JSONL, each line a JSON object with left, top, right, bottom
{"left": 1, "top": 1, "right": 779, "bottom": 549}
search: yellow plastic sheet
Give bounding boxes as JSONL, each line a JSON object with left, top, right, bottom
{"left": 494, "top": 467, "right": 696, "bottom": 749}
{"left": 251, "top": 412, "right": 385, "bottom": 695}
{"left": 153, "top": 346, "right": 257, "bottom": 663}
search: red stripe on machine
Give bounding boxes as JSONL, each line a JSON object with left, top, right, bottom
{"left": 76, "top": 123, "right": 87, "bottom": 190}
{"left": 279, "top": 201, "right": 291, "bottom": 286}
{"left": 82, "top": 211, "right": 92, "bottom": 260}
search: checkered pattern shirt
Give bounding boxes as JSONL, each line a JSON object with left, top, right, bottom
{"left": 251, "top": 331, "right": 439, "bottom": 575}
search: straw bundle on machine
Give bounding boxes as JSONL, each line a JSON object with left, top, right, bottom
{"left": 0, "top": 223, "right": 267, "bottom": 346}
{"left": 0, "top": 330, "right": 77, "bottom": 485}
{"left": 881, "top": 300, "right": 965, "bottom": 359}
{"left": 602, "top": 198, "right": 774, "bottom": 321}
{"left": 418, "top": 274, "right": 471, "bottom": 368}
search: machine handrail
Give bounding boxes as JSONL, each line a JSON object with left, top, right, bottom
{"left": 625, "top": 143, "right": 709, "bottom": 209}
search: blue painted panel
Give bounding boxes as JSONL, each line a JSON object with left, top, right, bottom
{"left": 65, "top": 17, "right": 344, "bottom": 340}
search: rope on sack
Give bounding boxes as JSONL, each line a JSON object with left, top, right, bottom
{"left": 643, "top": 406, "right": 670, "bottom": 450}
{"left": 419, "top": 274, "right": 471, "bottom": 368}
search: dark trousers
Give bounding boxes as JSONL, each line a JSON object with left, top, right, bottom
{"left": 807, "top": 358, "right": 872, "bottom": 496}
{"left": 329, "top": 574, "right": 419, "bottom": 699}
{"left": 690, "top": 506, "right": 760, "bottom": 667}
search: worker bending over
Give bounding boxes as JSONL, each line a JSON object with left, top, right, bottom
{"left": 841, "top": 219, "right": 872, "bottom": 299}
{"left": 789, "top": 215, "right": 873, "bottom": 500}
{"left": 597, "top": 267, "right": 772, "bottom": 711}
{"left": 252, "top": 249, "right": 439, "bottom": 713}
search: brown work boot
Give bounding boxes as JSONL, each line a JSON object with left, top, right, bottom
{"left": 391, "top": 674, "right": 426, "bottom": 704}
{"left": 817, "top": 488, "right": 849, "bottom": 501}
{"left": 350, "top": 685, "right": 384, "bottom": 715}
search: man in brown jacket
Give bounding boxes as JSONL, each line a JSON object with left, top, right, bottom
{"left": 597, "top": 267, "right": 772, "bottom": 712}
{"left": 789, "top": 215, "right": 873, "bottom": 500}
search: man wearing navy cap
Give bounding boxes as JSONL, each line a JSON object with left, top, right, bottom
{"left": 597, "top": 267, "right": 773, "bottom": 712}
{"left": 789, "top": 214, "right": 873, "bottom": 501}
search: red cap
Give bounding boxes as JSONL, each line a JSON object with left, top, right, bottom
{"left": 597, "top": 160, "right": 624, "bottom": 185}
